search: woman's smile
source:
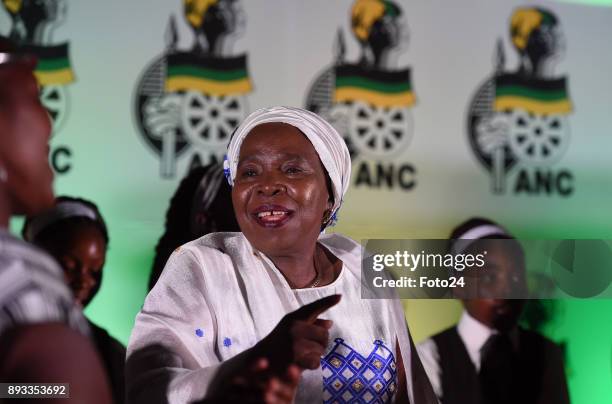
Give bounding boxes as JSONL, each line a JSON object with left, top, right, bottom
{"left": 251, "top": 204, "right": 294, "bottom": 228}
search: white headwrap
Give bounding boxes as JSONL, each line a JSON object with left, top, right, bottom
{"left": 223, "top": 106, "right": 351, "bottom": 227}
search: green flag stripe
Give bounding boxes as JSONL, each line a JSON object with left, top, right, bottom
{"left": 167, "top": 65, "right": 248, "bottom": 81}
{"left": 36, "top": 57, "right": 70, "bottom": 72}
{"left": 336, "top": 76, "right": 411, "bottom": 94}
{"left": 496, "top": 85, "right": 568, "bottom": 102}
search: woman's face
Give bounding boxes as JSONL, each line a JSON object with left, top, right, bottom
{"left": 232, "top": 123, "right": 332, "bottom": 257}
{"left": 50, "top": 223, "right": 107, "bottom": 307}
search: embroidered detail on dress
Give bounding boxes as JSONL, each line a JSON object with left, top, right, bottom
{"left": 195, "top": 328, "right": 204, "bottom": 337}
{"left": 322, "top": 339, "right": 397, "bottom": 403}
{"left": 223, "top": 337, "right": 232, "bottom": 347}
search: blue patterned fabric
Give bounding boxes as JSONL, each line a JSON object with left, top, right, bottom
{"left": 322, "top": 338, "right": 397, "bottom": 403}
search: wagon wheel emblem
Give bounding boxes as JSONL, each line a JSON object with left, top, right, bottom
{"left": 507, "top": 109, "right": 569, "bottom": 165}
{"left": 180, "top": 91, "right": 246, "bottom": 151}
{"left": 40, "top": 85, "right": 69, "bottom": 134}
{"left": 348, "top": 101, "right": 413, "bottom": 159}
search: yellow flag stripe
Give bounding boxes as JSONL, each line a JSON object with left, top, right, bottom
{"left": 165, "top": 76, "right": 252, "bottom": 95}
{"left": 334, "top": 87, "right": 415, "bottom": 108}
{"left": 494, "top": 96, "right": 572, "bottom": 115}
{"left": 34, "top": 68, "right": 75, "bottom": 86}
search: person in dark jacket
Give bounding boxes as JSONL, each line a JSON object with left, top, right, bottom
{"left": 418, "top": 218, "right": 570, "bottom": 404}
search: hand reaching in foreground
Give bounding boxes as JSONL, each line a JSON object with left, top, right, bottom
{"left": 204, "top": 294, "right": 341, "bottom": 403}
{"left": 256, "top": 294, "right": 341, "bottom": 371}
{"left": 198, "top": 358, "right": 300, "bottom": 404}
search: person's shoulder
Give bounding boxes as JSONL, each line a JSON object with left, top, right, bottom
{"left": 88, "top": 319, "right": 126, "bottom": 357}
{"left": 418, "top": 326, "right": 460, "bottom": 352}
{"left": 0, "top": 230, "right": 63, "bottom": 278}
{"left": 417, "top": 336, "right": 437, "bottom": 352}
{"left": 169, "top": 232, "right": 244, "bottom": 260}
{"left": 429, "top": 326, "right": 459, "bottom": 340}
{"left": 160, "top": 232, "right": 252, "bottom": 284}
{"left": 0, "top": 232, "right": 88, "bottom": 337}
{"left": 0, "top": 229, "right": 72, "bottom": 303}
{"left": 318, "top": 232, "right": 362, "bottom": 256}
{"left": 519, "top": 327, "right": 564, "bottom": 354}
{"left": 318, "top": 233, "right": 364, "bottom": 276}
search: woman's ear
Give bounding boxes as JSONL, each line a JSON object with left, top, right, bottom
{"left": 322, "top": 207, "right": 333, "bottom": 227}
{"left": 324, "top": 200, "right": 333, "bottom": 219}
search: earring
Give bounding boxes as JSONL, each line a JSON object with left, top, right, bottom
{"left": 322, "top": 211, "right": 330, "bottom": 225}
{"left": 0, "top": 167, "right": 7, "bottom": 184}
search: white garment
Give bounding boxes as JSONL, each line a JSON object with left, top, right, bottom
{"left": 126, "top": 232, "right": 419, "bottom": 404}
{"left": 416, "top": 311, "right": 518, "bottom": 399}
{"left": 0, "top": 229, "right": 89, "bottom": 337}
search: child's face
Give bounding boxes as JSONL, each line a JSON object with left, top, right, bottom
{"left": 460, "top": 240, "right": 528, "bottom": 331}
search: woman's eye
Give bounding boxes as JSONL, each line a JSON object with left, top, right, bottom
{"left": 285, "top": 166, "right": 302, "bottom": 174}
{"left": 240, "top": 168, "right": 257, "bottom": 177}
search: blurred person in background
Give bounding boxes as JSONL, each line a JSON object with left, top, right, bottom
{"left": 23, "top": 195, "right": 125, "bottom": 404}
{"left": 148, "top": 162, "right": 239, "bottom": 291}
{"left": 0, "top": 37, "right": 111, "bottom": 403}
{"left": 417, "top": 218, "right": 570, "bottom": 404}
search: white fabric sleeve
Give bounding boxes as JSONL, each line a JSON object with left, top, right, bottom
{"left": 416, "top": 338, "right": 443, "bottom": 399}
{"left": 126, "top": 248, "right": 223, "bottom": 404}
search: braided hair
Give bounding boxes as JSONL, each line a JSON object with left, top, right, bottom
{"left": 148, "top": 163, "right": 239, "bottom": 291}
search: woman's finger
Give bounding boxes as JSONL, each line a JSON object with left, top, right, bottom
{"left": 313, "top": 318, "right": 333, "bottom": 329}
{"left": 290, "top": 320, "right": 330, "bottom": 347}
{"left": 293, "top": 339, "right": 326, "bottom": 369}
{"left": 289, "top": 294, "right": 341, "bottom": 323}
{"left": 250, "top": 357, "right": 270, "bottom": 372}
{"left": 266, "top": 380, "right": 295, "bottom": 404}
{"left": 284, "top": 364, "right": 301, "bottom": 385}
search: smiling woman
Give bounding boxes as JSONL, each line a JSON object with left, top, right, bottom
{"left": 126, "top": 106, "right": 438, "bottom": 404}
{"left": 231, "top": 123, "right": 337, "bottom": 288}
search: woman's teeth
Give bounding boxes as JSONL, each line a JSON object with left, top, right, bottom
{"left": 257, "top": 211, "right": 287, "bottom": 218}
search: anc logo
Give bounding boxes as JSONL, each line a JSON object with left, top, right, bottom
{"left": 467, "top": 7, "right": 574, "bottom": 196}
{"left": 133, "top": 0, "right": 251, "bottom": 179}
{"left": 1, "top": 0, "right": 75, "bottom": 174}
{"left": 305, "top": 0, "right": 416, "bottom": 191}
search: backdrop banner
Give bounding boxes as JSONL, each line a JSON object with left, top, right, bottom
{"left": 3, "top": 1, "right": 612, "bottom": 402}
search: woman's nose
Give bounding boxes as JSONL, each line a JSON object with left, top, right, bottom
{"left": 257, "top": 177, "right": 286, "bottom": 196}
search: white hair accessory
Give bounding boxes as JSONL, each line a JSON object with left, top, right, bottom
{"left": 451, "top": 224, "right": 508, "bottom": 254}
{"left": 24, "top": 201, "right": 99, "bottom": 242}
